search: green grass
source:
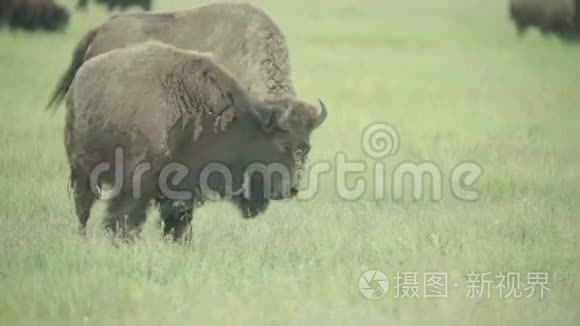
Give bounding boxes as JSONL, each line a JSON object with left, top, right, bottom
{"left": 0, "top": 0, "right": 579, "bottom": 325}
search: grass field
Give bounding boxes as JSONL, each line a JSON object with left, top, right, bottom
{"left": 1, "top": 0, "right": 579, "bottom": 325}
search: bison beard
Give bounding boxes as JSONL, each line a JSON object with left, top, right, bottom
{"left": 234, "top": 174, "right": 271, "bottom": 218}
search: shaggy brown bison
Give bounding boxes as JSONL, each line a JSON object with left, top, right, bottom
{"left": 509, "top": 0, "right": 580, "bottom": 40}
{"left": 65, "top": 41, "right": 327, "bottom": 240}
{"left": 76, "top": 0, "right": 151, "bottom": 11}
{"left": 0, "top": 0, "right": 69, "bottom": 31}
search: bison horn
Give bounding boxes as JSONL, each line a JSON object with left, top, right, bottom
{"left": 315, "top": 99, "right": 327, "bottom": 128}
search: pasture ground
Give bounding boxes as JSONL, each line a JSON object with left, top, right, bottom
{"left": 0, "top": 0, "right": 578, "bottom": 325}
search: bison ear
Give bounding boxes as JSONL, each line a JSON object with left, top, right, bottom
{"left": 251, "top": 103, "right": 277, "bottom": 134}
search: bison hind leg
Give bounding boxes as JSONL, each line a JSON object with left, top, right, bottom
{"left": 233, "top": 196, "right": 270, "bottom": 219}
{"left": 71, "top": 170, "right": 97, "bottom": 236}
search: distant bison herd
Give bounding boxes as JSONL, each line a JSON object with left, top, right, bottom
{"left": 0, "top": 0, "right": 69, "bottom": 30}
{"left": 2, "top": 0, "right": 580, "bottom": 41}
{"left": 509, "top": 0, "right": 580, "bottom": 40}
{"left": 76, "top": 0, "right": 151, "bottom": 11}
{"left": 0, "top": 0, "right": 152, "bottom": 31}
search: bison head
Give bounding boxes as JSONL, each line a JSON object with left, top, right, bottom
{"left": 238, "top": 97, "right": 327, "bottom": 207}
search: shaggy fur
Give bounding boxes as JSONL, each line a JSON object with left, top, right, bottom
{"left": 0, "top": 0, "right": 69, "bottom": 31}
{"left": 510, "top": 0, "right": 580, "bottom": 40}
{"left": 48, "top": 2, "right": 294, "bottom": 108}
{"left": 66, "top": 41, "right": 326, "bottom": 240}
{"left": 77, "top": 0, "right": 151, "bottom": 11}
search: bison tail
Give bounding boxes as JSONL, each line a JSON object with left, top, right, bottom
{"left": 46, "top": 27, "right": 98, "bottom": 110}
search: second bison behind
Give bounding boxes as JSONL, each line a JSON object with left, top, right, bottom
{"left": 66, "top": 41, "right": 326, "bottom": 240}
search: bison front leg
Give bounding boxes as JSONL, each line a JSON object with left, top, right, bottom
{"left": 157, "top": 199, "right": 194, "bottom": 242}
{"left": 233, "top": 196, "right": 270, "bottom": 218}
{"left": 104, "top": 195, "right": 150, "bottom": 240}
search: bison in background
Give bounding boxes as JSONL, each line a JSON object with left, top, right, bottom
{"left": 510, "top": 0, "right": 580, "bottom": 41}
{"left": 0, "top": 0, "right": 69, "bottom": 31}
{"left": 49, "top": 2, "right": 296, "bottom": 108}
{"left": 76, "top": 0, "right": 151, "bottom": 11}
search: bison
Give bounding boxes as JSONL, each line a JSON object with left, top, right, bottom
{"left": 48, "top": 2, "right": 295, "bottom": 109}
{"left": 76, "top": 0, "right": 151, "bottom": 11}
{"left": 0, "top": 0, "right": 69, "bottom": 31}
{"left": 509, "top": 0, "right": 580, "bottom": 40}
{"left": 48, "top": 2, "right": 301, "bottom": 236}
{"left": 65, "top": 41, "right": 327, "bottom": 240}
